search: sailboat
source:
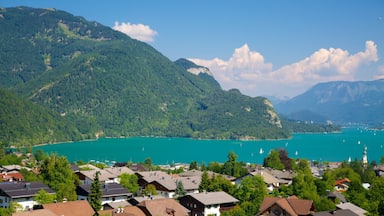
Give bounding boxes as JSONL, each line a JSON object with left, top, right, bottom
{"left": 259, "top": 148, "right": 264, "bottom": 154}
{"left": 348, "top": 156, "right": 351, "bottom": 163}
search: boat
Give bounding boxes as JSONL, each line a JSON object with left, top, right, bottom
{"left": 259, "top": 148, "right": 264, "bottom": 154}
{"left": 295, "top": 150, "right": 298, "bottom": 156}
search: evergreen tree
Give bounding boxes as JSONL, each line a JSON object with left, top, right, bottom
{"left": 189, "top": 161, "right": 198, "bottom": 170}
{"left": 89, "top": 171, "right": 102, "bottom": 214}
{"left": 174, "top": 180, "right": 186, "bottom": 198}
{"left": 199, "top": 171, "right": 210, "bottom": 192}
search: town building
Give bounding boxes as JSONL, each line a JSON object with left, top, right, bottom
{"left": 0, "top": 182, "right": 55, "bottom": 211}
{"left": 179, "top": 191, "right": 239, "bottom": 216}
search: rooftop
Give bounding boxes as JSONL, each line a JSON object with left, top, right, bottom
{"left": 189, "top": 191, "right": 239, "bottom": 206}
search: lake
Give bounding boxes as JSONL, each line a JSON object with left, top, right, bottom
{"left": 33, "top": 127, "right": 384, "bottom": 165}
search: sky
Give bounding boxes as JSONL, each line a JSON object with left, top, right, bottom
{"left": 2, "top": 0, "right": 384, "bottom": 98}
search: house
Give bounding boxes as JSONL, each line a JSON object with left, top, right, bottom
{"left": 102, "top": 200, "right": 131, "bottom": 210}
{"left": 12, "top": 200, "right": 95, "bottom": 216}
{"left": 0, "top": 172, "right": 24, "bottom": 182}
{"left": 0, "top": 182, "right": 55, "bottom": 211}
{"left": 262, "top": 168, "right": 296, "bottom": 186}
{"left": 336, "top": 202, "right": 367, "bottom": 216}
{"left": 129, "top": 163, "right": 149, "bottom": 172}
{"left": 179, "top": 191, "right": 239, "bottom": 216}
{"left": 77, "top": 182, "right": 132, "bottom": 207}
{"left": 334, "top": 178, "right": 351, "bottom": 192}
{"left": 374, "top": 165, "right": 384, "bottom": 177}
{"left": 236, "top": 170, "right": 280, "bottom": 192}
{"left": 43, "top": 200, "right": 95, "bottom": 216}
{"left": 76, "top": 166, "right": 134, "bottom": 185}
{"left": 179, "top": 169, "right": 236, "bottom": 183}
{"left": 136, "top": 171, "right": 201, "bottom": 198}
{"left": 257, "top": 196, "right": 315, "bottom": 216}
{"left": 326, "top": 191, "right": 347, "bottom": 203}
{"left": 1, "top": 165, "right": 31, "bottom": 173}
{"left": 313, "top": 209, "right": 359, "bottom": 216}
{"left": 99, "top": 206, "right": 146, "bottom": 216}
{"left": 137, "top": 198, "right": 189, "bottom": 216}
{"left": 12, "top": 209, "right": 57, "bottom": 216}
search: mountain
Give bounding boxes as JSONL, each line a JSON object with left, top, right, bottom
{"left": 0, "top": 6, "right": 289, "bottom": 144}
{"left": 275, "top": 79, "right": 384, "bottom": 125}
{"left": 0, "top": 87, "right": 82, "bottom": 146}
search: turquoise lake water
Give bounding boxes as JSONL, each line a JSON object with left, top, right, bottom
{"left": 33, "top": 127, "right": 384, "bottom": 165}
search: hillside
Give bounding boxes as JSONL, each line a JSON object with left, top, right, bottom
{"left": 275, "top": 79, "right": 384, "bottom": 125}
{"left": 0, "top": 6, "right": 289, "bottom": 144}
{"left": 0, "top": 88, "right": 82, "bottom": 146}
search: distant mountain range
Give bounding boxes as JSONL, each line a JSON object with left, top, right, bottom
{"left": 275, "top": 79, "right": 384, "bottom": 126}
{"left": 0, "top": 6, "right": 290, "bottom": 145}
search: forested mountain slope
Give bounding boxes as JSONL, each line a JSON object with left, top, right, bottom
{"left": 0, "top": 88, "right": 82, "bottom": 146}
{"left": 276, "top": 79, "right": 384, "bottom": 125}
{"left": 0, "top": 6, "right": 289, "bottom": 143}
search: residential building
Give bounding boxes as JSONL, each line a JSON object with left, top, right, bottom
{"left": 336, "top": 202, "right": 367, "bottom": 216}
{"left": 137, "top": 198, "right": 189, "bottom": 216}
{"left": 99, "top": 206, "right": 146, "bottom": 216}
{"left": 76, "top": 166, "right": 134, "bottom": 184}
{"left": 136, "top": 171, "right": 200, "bottom": 198}
{"left": 236, "top": 170, "right": 280, "bottom": 192}
{"left": 262, "top": 168, "right": 296, "bottom": 186}
{"left": 334, "top": 178, "right": 351, "bottom": 192}
{"left": 12, "top": 200, "right": 95, "bottom": 216}
{"left": 0, "top": 172, "right": 24, "bottom": 182}
{"left": 0, "top": 182, "right": 55, "bottom": 211}
{"left": 77, "top": 182, "right": 132, "bottom": 207}
{"left": 179, "top": 191, "right": 239, "bottom": 216}
{"left": 43, "top": 200, "right": 95, "bottom": 216}
{"left": 257, "top": 196, "right": 315, "bottom": 216}
{"left": 313, "top": 209, "right": 359, "bottom": 216}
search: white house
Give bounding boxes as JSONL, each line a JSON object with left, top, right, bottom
{"left": 76, "top": 182, "right": 132, "bottom": 207}
{"left": 0, "top": 182, "right": 55, "bottom": 211}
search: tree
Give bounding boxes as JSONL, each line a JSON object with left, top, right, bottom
{"left": 144, "top": 157, "right": 153, "bottom": 169}
{"left": 264, "top": 149, "right": 284, "bottom": 170}
{"left": 39, "top": 153, "right": 78, "bottom": 201}
{"left": 199, "top": 171, "right": 210, "bottom": 192}
{"left": 89, "top": 171, "right": 102, "bottom": 214}
{"left": 119, "top": 173, "right": 139, "bottom": 194}
{"left": 174, "top": 180, "right": 186, "bottom": 198}
{"left": 234, "top": 176, "right": 266, "bottom": 215}
{"left": 143, "top": 184, "right": 157, "bottom": 196}
{"left": 35, "top": 189, "right": 56, "bottom": 205}
{"left": 189, "top": 160, "right": 198, "bottom": 170}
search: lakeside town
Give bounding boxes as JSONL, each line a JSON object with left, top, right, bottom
{"left": 0, "top": 146, "right": 383, "bottom": 216}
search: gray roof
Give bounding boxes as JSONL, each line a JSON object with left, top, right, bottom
{"left": 77, "top": 183, "right": 131, "bottom": 198}
{"left": 337, "top": 202, "right": 367, "bottom": 216}
{"left": 314, "top": 209, "right": 359, "bottom": 216}
{"left": 189, "top": 191, "right": 239, "bottom": 205}
{"left": 0, "top": 182, "right": 55, "bottom": 198}
{"left": 103, "top": 200, "right": 131, "bottom": 209}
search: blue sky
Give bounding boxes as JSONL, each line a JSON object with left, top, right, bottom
{"left": 2, "top": 0, "right": 384, "bottom": 98}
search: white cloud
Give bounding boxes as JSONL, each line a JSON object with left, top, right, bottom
{"left": 190, "top": 41, "right": 379, "bottom": 98}
{"left": 376, "top": 65, "right": 384, "bottom": 79}
{"left": 113, "top": 21, "right": 157, "bottom": 43}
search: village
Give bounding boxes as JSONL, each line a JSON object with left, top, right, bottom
{"left": 0, "top": 147, "right": 383, "bottom": 216}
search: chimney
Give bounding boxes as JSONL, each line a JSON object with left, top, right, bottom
{"left": 25, "top": 182, "right": 30, "bottom": 191}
